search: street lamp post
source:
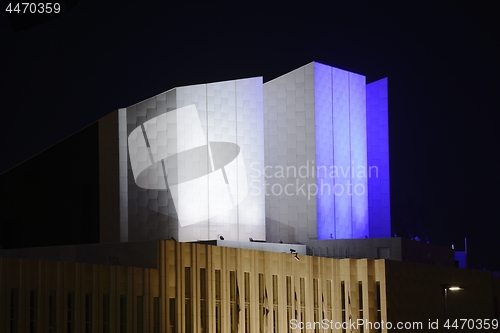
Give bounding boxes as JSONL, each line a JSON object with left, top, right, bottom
{"left": 441, "top": 284, "right": 464, "bottom": 329}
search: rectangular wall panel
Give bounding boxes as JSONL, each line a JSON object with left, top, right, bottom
{"left": 314, "top": 63, "right": 335, "bottom": 240}
{"left": 366, "top": 78, "right": 390, "bottom": 238}
{"left": 349, "top": 72, "right": 369, "bottom": 238}
{"left": 331, "top": 67, "right": 352, "bottom": 238}
{"left": 263, "top": 63, "right": 317, "bottom": 244}
{"left": 174, "top": 85, "right": 209, "bottom": 242}
{"left": 263, "top": 79, "right": 280, "bottom": 241}
{"left": 118, "top": 108, "right": 129, "bottom": 242}
{"left": 304, "top": 63, "right": 317, "bottom": 242}
{"left": 236, "top": 78, "right": 266, "bottom": 242}
{"left": 206, "top": 80, "right": 238, "bottom": 240}
{"left": 125, "top": 93, "right": 171, "bottom": 242}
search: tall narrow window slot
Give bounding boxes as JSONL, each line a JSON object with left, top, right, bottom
{"left": 286, "top": 276, "right": 292, "bottom": 333}
{"left": 137, "top": 296, "right": 144, "bottom": 333}
{"left": 376, "top": 282, "right": 382, "bottom": 333}
{"left": 184, "top": 267, "right": 191, "bottom": 333}
{"left": 313, "top": 279, "right": 319, "bottom": 333}
{"left": 341, "top": 282, "right": 346, "bottom": 333}
{"left": 259, "top": 273, "right": 265, "bottom": 333}
{"left": 230, "top": 271, "right": 237, "bottom": 333}
{"left": 48, "top": 291, "right": 57, "bottom": 333}
{"left": 30, "top": 290, "right": 38, "bottom": 333}
{"left": 200, "top": 268, "right": 207, "bottom": 333}
{"left": 244, "top": 272, "right": 251, "bottom": 333}
{"left": 327, "top": 280, "right": 333, "bottom": 333}
{"left": 103, "top": 294, "right": 110, "bottom": 333}
{"left": 85, "top": 293, "right": 92, "bottom": 333}
{"left": 67, "top": 292, "right": 75, "bottom": 333}
{"left": 120, "top": 295, "right": 127, "bottom": 333}
{"left": 10, "top": 288, "right": 18, "bottom": 333}
{"left": 273, "top": 275, "right": 279, "bottom": 333}
{"left": 358, "top": 282, "right": 363, "bottom": 333}
{"left": 169, "top": 298, "right": 176, "bottom": 333}
{"left": 153, "top": 297, "right": 160, "bottom": 333}
{"left": 215, "top": 270, "right": 221, "bottom": 333}
{"left": 300, "top": 278, "right": 305, "bottom": 333}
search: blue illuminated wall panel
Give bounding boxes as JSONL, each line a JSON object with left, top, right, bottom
{"left": 265, "top": 62, "right": 387, "bottom": 241}
{"left": 331, "top": 67, "right": 352, "bottom": 239}
{"left": 304, "top": 64, "right": 317, "bottom": 241}
{"left": 349, "top": 72, "right": 369, "bottom": 238}
{"left": 313, "top": 63, "right": 335, "bottom": 240}
{"left": 366, "top": 78, "right": 391, "bottom": 238}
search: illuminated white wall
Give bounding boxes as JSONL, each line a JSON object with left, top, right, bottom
{"left": 263, "top": 64, "right": 317, "bottom": 244}
{"left": 264, "top": 62, "right": 379, "bottom": 243}
{"left": 122, "top": 78, "right": 265, "bottom": 242}
{"left": 114, "top": 62, "right": 388, "bottom": 244}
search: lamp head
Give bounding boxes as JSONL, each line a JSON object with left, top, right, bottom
{"left": 441, "top": 284, "right": 464, "bottom": 291}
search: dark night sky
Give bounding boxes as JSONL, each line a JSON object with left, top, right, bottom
{"left": 1, "top": 3, "right": 499, "bottom": 269}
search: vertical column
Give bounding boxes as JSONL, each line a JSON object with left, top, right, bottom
{"left": 141, "top": 93, "right": 169, "bottom": 241}
{"left": 349, "top": 72, "right": 369, "bottom": 238}
{"left": 276, "top": 70, "right": 292, "bottom": 241}
{"left": 175, "top": 85, "right": 209, "bottom": 242}
{"left": 366, "top": 78, "right": 390, "bottom": 238}
{"left": 207, "top": 80, "right": 238, "bottom": 240}
{"left": 332, "top": 68, "right": 352, "bottom": 238}
{"left": 263, "top": 78, "right": 280, "bottom": 242}
{"left": 263, "top": 65, "right": 314, "bottom": 244}
{"left": 313, "top": 62, "right": 335, "bottom": 240}
{"left": 126, "top": 98, "right": 156, "bottom": 242}
{"left": 125, "top": 90, "right": 174, "bottom": 242}
{"left": 236, "top": 78, "right": 266, "bottom": 242}
{"left": 304, "top": 64, "right": 317, "bottom": 242}
{"left": 118, "top": 108, "right": 129, "bottom": 242}
{"left": 285, "top": 69, "right": 300, "bottom": 242}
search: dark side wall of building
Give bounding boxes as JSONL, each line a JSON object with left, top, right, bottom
{"left": 0, "top": 123, "right": 100, "bottom": 248}
{"left": 385, "top": 259, "right": 499, "bottom": 330}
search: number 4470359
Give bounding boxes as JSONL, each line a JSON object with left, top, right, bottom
{"left": 6, "top": 3, "right": 61, "bottom": 14}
